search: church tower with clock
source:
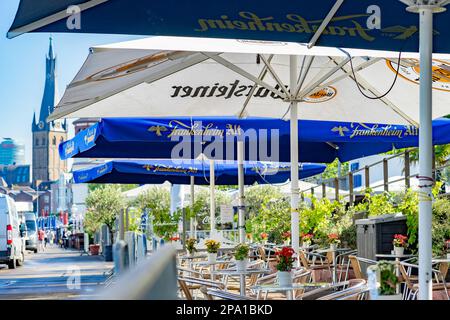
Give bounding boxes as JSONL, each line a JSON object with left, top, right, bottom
{"left": 32, "top": 38, "right": 67, "bottom": 188}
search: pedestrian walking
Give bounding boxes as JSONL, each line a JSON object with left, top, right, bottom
{"left": 44, "top": 230, "right": 49, "bottom": 248}
{"left": 38, "top": 228, "right": 45, "bottom": 252}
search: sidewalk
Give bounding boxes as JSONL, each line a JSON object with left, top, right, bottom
{"left": 0, "top": 246, "right": 113, "bottom": 300}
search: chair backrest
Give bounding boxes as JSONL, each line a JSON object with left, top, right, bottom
{"left": 438, "top": 262, "right": 449, "bottom": 280}
{"left": 299, "top": 251, "right": 310, "bottom": 268}
{"left": 257, "top": 247, "right": 267, "bottom": 261}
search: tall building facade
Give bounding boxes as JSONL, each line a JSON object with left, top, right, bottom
{"left": 32, "top": 38, "right": 67, "bottom": 188}
{"left": 0, "top": 138, "right": 25, "bottom": 165}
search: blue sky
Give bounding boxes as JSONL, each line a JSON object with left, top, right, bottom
{"left": 0, "top": 1, "right": 143, "bottom": 164}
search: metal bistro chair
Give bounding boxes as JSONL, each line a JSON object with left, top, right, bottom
{"left": 178, "top": 276, "right": 225, "bottom": 300}
{"left": 222, "top": 259, "right": 266, "bottom": 294}
{"left": 335, "top": 250, "right": 358, "bottom": 282}
{"left": 399, "top": 261, "right": 450, "bottom": 300}
{"left": 348, "top": 255, "right": 377, "bottom": 280}
{"left": 299, "top": 250, "right": 332, "bottom": 282}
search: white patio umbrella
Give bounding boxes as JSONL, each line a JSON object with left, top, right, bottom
{"left": 48, "top": 37, "right": 450, "bottom": 260}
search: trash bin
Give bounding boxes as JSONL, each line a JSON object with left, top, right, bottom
{"left": 355, "top": 213, "right": 407, "bottom": 275}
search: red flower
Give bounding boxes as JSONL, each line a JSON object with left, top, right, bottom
{"left": 281, "top": 231, "right": 291, "bottom": 240}
{"left": 170, "top": 236, "right": 180, "bottom": 241}
{"left": 275, "top": 246, "right": 296, "bottom": 272}
{"left": 393, "top": 234, "right": 407, "bottom": 247}
{"left": 260, "top": 232, "right": 268, "bottom": 239}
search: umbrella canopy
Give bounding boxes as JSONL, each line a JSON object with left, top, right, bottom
{"left": 72, "top": 159, "right": 326, "bottom": 185}
{"left": 59, "top": 117, "right": 450, "bottom": 163}
{"left": 6, "top": 1, "right": 450, "bottom": 54}
{"left": 46, "top": 37, "right": 450, "bottom": 125}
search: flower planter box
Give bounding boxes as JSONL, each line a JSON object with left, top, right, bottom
{"left": 89, "top": 244, "right": 100, "bottom": 255}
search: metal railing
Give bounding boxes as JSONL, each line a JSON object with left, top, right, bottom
{"left": 300, "top": 150, "right": 449, "bottom": 204}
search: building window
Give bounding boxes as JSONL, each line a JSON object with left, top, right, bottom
{"left": 35, "top": 138, "right": 39, "bottom": 146}
{"left": 52, "top": 136, "right": 56, "bottom": 145}
{"left": 41, "top": 138, "right": 45, "bottom": 145}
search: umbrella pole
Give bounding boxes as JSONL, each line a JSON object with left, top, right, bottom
{"left": 404, "top": 0, "right": 448, "bottom": 300}
{"left": 417, "top": 5, "right": 434, "bottom": 301}
{"left": 290, "top": 55, "right": 300, "bottom": 255}
{"left": 190, "top": 176, "right": 195, "bottom": 239}
{"left": 210, "top": 160, "right": 216, "bottom": 237}
{"left": 238, "top": 140, "right": 245, "bottom": 244}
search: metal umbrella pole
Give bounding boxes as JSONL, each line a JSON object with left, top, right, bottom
{"left": 190, "top": 176, "right": 195, "bottom": 239}
{"left": 290, "top": 55, "right": 300, "bottom": 255}
{"left": 402, "top": 0, "right": 448, "bottom": 300}
{"left": 238, "top": 140, "right": 246, "bottom": 244}
{"left": 210, "top": 160, "right": 216, "bottom": 237}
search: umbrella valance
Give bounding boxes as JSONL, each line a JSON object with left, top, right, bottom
{"left": 7, "top": 0, "right": 450, "bottom": 53}
{"left": 59, "top": 117, "right": 450, "bottom": 163}
{"left": 72, "top": 159, "right": 326, "bottom": 185}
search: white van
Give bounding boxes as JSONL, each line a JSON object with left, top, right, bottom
{"left": 0, "top": 194, "right": 25, "bottom": 268}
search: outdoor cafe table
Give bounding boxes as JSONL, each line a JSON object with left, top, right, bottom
{"left": 193, "top": 260, "right": 230, "bottom": 281}
{"left": 376, "top": 253, "right": 415, "bottom": 294}
{"left": 212, "top": 269, "right": 271, "bottom": 296}
{"left": 250, "top": 282, "right": 331, "bottom": 300}
{"left": 178, "top": 253, "right": 208, "bottom": 276}
{"left": 316, "top": 248, "right": 352, "bottom": 284}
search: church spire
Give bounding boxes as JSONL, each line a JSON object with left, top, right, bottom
{"left": 33, "top": 37, "right": 63, "bottom": 132}
{"left": 48, "top": 36, "right": 54, "bottom": 60}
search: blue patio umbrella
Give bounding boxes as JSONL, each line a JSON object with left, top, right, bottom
{"left": 72, "top": 159, "right": 326, "bottom": 185}
{"left": 6, "top": 1, "right": 450, "bottom": 53}
{"left": 60, "top": 117, "right": 450, "bottom": 163}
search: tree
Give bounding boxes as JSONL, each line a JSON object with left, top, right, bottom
{"left": 130, "top": 187, "right": 178, "bottom": 240}
{"left": 320, "top": 159, "right": 349, "bottom": 180}
{"left": 189, "top": 189, "right": 232, "bottom": 230}
{"left": 85, "top": 185, "right": 125, "bottom": 243}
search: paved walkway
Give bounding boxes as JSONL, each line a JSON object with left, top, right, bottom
{"left": 0, "top": 246, "right": 113, "bottom": 300}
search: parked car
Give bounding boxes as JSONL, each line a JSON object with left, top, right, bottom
{"left": 0, "top": 194, "right": 25, "bottom": 269}
{"left": 24, "top": 212, "right": 38, "bottom": 253}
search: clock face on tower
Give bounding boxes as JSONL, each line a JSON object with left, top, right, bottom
{"left": 38, "top": 121, "right": 45, "bottom": 129}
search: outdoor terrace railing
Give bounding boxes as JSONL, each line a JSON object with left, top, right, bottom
{"left": 300, "top": 150, "right": 449, "bottom": 204}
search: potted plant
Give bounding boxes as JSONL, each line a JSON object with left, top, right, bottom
{"left": 89, "top": 244, "right": 100, "bottom": 255}
{"left": 205, "top": 239, "right": 221, "bottom": 263}
{"left": 368, "top": 261, "right": 401, "bottom": 300}
{"left": 234, "top": 243, "right": 250, "bottom": 271}
{"left": 260, "top": 232, "right": 268, "bottom": 245}
{"left": 301, "top": 233, "right": 314, "bottom": 248}
{"left": 281, "top": 231, "right": 291, "bottom": 246}
{"left": 186, "top": 238, "right": 197, "bottom": 257}
{"left": 327, "top": 233, "right": 340, "bottom": 251}
{"left": 275, "top": 246, "right": 296, "bottom": 287}
{"left": 393, "top": 234, "right": 407, "bottom": 256}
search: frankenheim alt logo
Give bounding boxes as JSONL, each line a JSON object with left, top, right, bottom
{"left": 193, "top": 6, "right": 419, "bottom": 43}
{"left": 332, "top": 123, "right": 419, "bottom": 139}
{"left": 147, "top": 120, "right": 281, "bottom": 163}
